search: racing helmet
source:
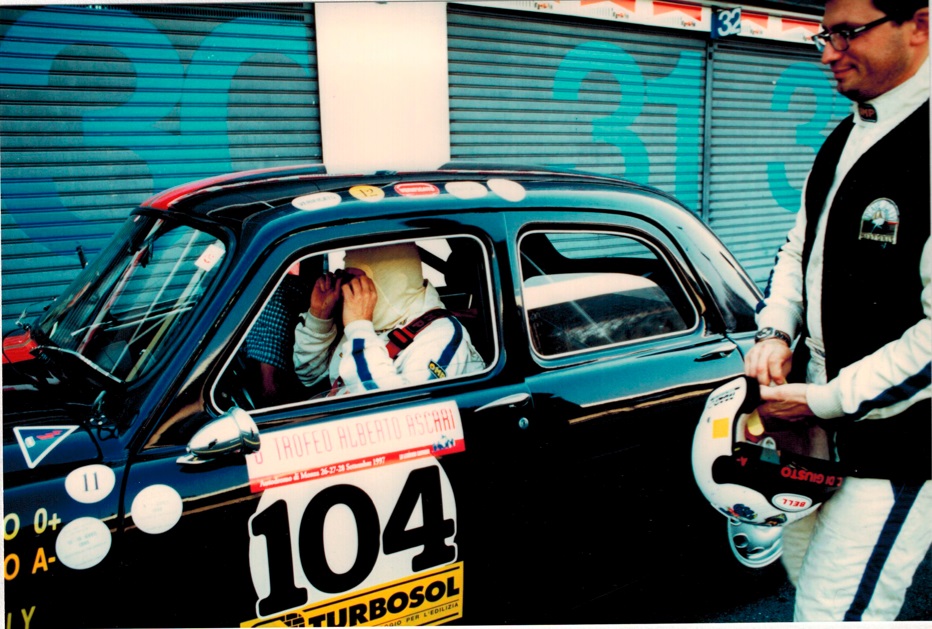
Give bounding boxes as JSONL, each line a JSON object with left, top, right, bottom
{"left": 692, "top": 376, "right": 844, "bottom": 527}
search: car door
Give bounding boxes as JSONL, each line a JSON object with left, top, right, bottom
{"left": 505, "top": 211, "right": 752, "bottom": 619}
{"left": 116, "top": 215, "right": 544, "bottom": 627}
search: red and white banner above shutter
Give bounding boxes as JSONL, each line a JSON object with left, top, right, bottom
{"left": 456, "top": 0, "right": 821, "bottom": 44}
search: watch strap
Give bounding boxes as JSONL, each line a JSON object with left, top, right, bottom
{"left": 755, "top": 327, "right": 792, "bottom": 345}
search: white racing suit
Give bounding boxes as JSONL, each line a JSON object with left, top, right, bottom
{"left": 756, "top": 61, "right": 931, "bottom": 621}
{"left": 293, "top": 310, "right": 484, "bottom": 395}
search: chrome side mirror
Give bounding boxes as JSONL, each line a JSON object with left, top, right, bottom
{"left": 177, "top": 407, "right": 260, "bottom": 465}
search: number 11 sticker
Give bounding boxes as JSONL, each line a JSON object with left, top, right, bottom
{"left": 65, "top": 464, "right": 117, "bottom": 504}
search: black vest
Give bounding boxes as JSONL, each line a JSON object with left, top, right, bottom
{"left": 795, "top": 101, "right": 931, "bottom": 481}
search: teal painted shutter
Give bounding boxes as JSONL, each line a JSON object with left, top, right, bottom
{"left": 706, "top": 40, "right": 849, "bottom": 286}
{"left": 448, "top": 5, "right": 850, "bottom": 291}
{"left": 448, "top": 5, "right": 707, "bottom": 212}
{"left": 0, "top": 3, "right": 320, "bottom": 329}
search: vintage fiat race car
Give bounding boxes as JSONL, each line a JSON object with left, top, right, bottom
{"left": 3, "top": 164, "right": 769, "bottom": 627}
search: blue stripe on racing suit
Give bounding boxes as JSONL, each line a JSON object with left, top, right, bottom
{"left": 431, "top": 317, "right": 464, "bottom": 379}
{"left": 853, "top": 362, "right": 932, "bottom": 419}
{"left": 352, "top": 338, "right": 378, "bottom": 390}
{"left": 844, "top": 482, "right": 924, "bottom": 621}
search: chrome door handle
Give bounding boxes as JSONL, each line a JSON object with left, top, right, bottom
{"left": 695, "top": 342, "right": 738, "bottom": 362}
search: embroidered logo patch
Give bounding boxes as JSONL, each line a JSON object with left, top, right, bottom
{"left": 428, "top": 361, "right": 447, "bottom": 379}
{"left": 859, "top": 198, "right": 899, "bottom": 245}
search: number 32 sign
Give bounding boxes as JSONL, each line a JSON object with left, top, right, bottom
{"left": 712, "top": 8, "right": 742, "bottom": 39}
{"left": 245, "top": 459, "right": 461, "bottom": 626}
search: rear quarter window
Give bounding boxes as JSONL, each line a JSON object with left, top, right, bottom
{"left": 520, "top": 230, "right": 697, "bottom": 357}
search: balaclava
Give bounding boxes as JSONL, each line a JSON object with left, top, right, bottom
{"left": 343, "top": 243, "right": 445, "bottom": 332}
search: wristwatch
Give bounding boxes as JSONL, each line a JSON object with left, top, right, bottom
{"left": 754, "top": 327, "right": 792, "bottom": 345}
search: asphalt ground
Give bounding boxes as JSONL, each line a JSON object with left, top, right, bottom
{"left": 559, "top": 527, "right": 930, "bottom": 626}
{"left": 692, "top": 547, "right": 932, "bottom": 624}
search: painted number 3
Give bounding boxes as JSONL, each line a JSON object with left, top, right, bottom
{"left": 250, "top": 464, "right": 456, "bottom": 618}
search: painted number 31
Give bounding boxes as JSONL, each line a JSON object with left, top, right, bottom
{"left": 249, "top": 464, "right": 456, "bottom": 618}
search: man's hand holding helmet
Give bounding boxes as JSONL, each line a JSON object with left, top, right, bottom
{"left": 758, "top": 383, "right": 816, "bottom": 423}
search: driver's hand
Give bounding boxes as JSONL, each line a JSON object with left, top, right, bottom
{"left": 342, "top": 275, "right": 378, "bottom": 325}
{"left": 309, "top": 272, "right": 344, "bottom": 320}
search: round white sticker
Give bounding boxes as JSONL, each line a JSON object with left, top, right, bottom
{"left": 445, "top": 181, "right": 488, "bottom": 200}
{"left": 56, "top": 517, "right": 112, "bottom": 570}
{"left": 293, "top": 192, "right": 342, "bottom": 211}
{"left": 488, "top": 178, "right": 526, "bottom": 202}
{"left": 65, "top": 464, "right": 116, "bottom": 504}
{"left": 131, "top": 484, "right": 183, "bottom": 534}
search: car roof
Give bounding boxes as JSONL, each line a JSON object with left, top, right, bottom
{"left": 140, "top": 162, "right": 690, "bottom": 229}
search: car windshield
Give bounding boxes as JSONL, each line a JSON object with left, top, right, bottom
{"left": 36, "top": 214, "right": 227, "bottom": 383}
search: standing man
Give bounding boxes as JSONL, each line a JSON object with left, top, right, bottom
{"left": 744, "top": 0, "right": 931, "bottom": 621}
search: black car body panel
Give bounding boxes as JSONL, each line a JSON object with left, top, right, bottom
{"left": 3, "top": 165, "right": 762, "bottom": 627}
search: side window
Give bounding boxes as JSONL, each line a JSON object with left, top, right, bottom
{"left": 214, "top": 235, "right": 494, "bottom": 412}
{"left": 519, "top": 230, "right": 697, "bottom": 357}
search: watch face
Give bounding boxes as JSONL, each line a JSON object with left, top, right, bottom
{"left": 755, "top": 328, "right": 773, "bottom": 341}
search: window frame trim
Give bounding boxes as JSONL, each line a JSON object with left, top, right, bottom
{"left": 517, "top": 227, "right": 701, "bottom": 361}
{"left": 208, "top": 232, "right": 499, "bottom": 418}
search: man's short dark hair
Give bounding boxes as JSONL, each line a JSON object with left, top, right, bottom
{"left": 873, "top": 0, "right": 927, "bottom": 24}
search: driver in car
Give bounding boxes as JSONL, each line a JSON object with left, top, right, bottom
{"left": 293, "top": 242, "right": 485, "bottom": 395}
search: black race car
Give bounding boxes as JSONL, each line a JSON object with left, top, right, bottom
{"left": 3, "top": 165, "right": 771, "bottom": 627}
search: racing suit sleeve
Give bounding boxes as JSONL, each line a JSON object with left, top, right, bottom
{"left": 293, "top": 311, "right": 337, "bottom": 387}
{"left": 756, "top": 196, "right": 808, "bottom": 340}
{"left": 337, "top": 316, "right": 482, "bottom": 394}
{"left": 807, "top": 236, "right": 932, "bottom": 421}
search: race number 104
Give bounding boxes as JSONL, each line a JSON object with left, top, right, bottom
{"left": 249, "top": 464, "right": 457, "bottom": 618}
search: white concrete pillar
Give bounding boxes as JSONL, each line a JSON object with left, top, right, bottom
{"left": 315, "top": 2, "right": 451, "bottom": 173}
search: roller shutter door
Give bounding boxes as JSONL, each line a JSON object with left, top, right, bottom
{"left": 448, "top": 5, "right": 707, "bottom": 212}
{"left": 0, "top": 3, "right": 320, "bottom": 330}
{"left": 706, "top": 40, "right": 850, "bottom": 286}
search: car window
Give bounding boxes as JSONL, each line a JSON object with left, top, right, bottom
{"left": 519, "top": 230, "right": 697, "bottom": 357}
{"left": 214, "top": 235, "right": 494, "bottom": 412}
{"left": 40, "top": 218, "right": 226, "bottom": 383}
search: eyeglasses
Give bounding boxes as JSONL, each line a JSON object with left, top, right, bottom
{"left": 813, "top": 15, "right": 892, "bottom": 52}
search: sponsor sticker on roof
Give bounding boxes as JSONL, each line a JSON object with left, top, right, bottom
{"left": 488, "top": 178, "right": 527, "bottom": 202}
{"left": 394, "top": 182, "right": 440, "bottom": 198}
{"left": 445, "top": 181, "right": 488, "bottom": 200}
{"left": 293, "top": 191, "right": 342, "bottom": 211}
{"left": 349, "top": 185, "right": 385, "bottom": 202}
